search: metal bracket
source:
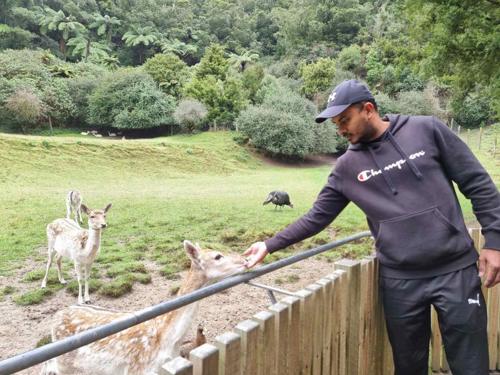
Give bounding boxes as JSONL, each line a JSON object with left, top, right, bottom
{"left": 245, "top": 281, "right": 299, "bottom": 304}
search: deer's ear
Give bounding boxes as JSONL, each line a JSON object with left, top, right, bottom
{"left": 184, "top": 240, "right": 200, "bottom": 260}
{"left": 104, "top": 203, "right": 112, "bottom": 213}
{"left": 80, "top": 204, "right": 90, "bottom": 215}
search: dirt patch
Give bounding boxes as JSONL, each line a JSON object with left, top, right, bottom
{"left": 0, "top": 256, "right": 337, "bottom": 374}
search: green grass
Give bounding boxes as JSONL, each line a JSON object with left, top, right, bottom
{"left": 1, "top": 126, "right": 498, "bottom": 304}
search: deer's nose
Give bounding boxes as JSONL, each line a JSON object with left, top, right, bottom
{"left": 101, "top": 224, "right": 107, "bottom": 228}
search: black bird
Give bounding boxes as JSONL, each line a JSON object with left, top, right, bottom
{"left": 263, "top": 191, "right": 293, "bottom": 209}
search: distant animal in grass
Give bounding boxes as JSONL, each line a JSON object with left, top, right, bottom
{"left": 66, "top": 190, "right": 83, "bottom": 224}
{"left": 263, "top": 191, "right": 293, "bottom": 209}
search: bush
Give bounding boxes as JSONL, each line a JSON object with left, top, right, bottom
{"left": 144, "top": 53, "right": 189, "bottom": 98}
{"left": 299, "top": 57, "right": 336, "bottom": 98}
{"left": 336, "top": 45, "right": 363, "bottom": 76}
{"left": 0, "top": 24, "right": 33, "bottom": 50}
{"left": 374, "top": 92, "right": 399, "bottom": 117}
{"left": 236, "top": 106, "right": 315, "bottom": 158}
{"left": 241, "top": 64, "right": 265, "bottom": 104}
{"left": 88, "top": 69, "right": 176, "bottom": 129}
{"left": 4, "top": 88, "right": 44, "bottom": 132}
{"left": 183, "top": 73, "right": 247, "bottom": 127}
{"left": 451, "top": 90, "right": 492, "bottom": 128}
{"left": 174, "top": 99, "right": 208, "bottom": 133}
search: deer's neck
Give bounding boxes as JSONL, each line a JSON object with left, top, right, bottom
{"left": 84, "top": 227, "right": 101, "bottom": 258}
{"left": 153, "top": 267, "right": 208, "bottom": 364}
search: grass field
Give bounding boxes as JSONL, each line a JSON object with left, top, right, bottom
{"left": 0, "top": 125, "right": 498, "bottom": 304}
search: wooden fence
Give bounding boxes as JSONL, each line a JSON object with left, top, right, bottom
{"left": 158, "top": 227, "right": 500, "bottom": 375}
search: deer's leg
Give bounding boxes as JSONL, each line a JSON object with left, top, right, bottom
{"left": 75, "top": 263, "right": 84, "bottom": 304}
{"left": 41, "top": 249, "right": 55, "bottom": 288}
{"left": 83, "top": 264, "right": 91, "bottom": 303}
{"left": 76, "top": 207, "right": 82, "bottom": 224}
{"left": 55, "top": 254, "right": 66, "bottom": 284}
{"left": 66, "top": 202, "right": 71, "bottom": 220}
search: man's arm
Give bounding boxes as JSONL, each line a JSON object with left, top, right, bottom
{"left": 433, "top": 117, "right": 500, "bottom": 287}
{"left": 245, "top": 168, "right": 349, "bottom": 268}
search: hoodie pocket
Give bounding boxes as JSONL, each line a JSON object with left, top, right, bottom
{"left": 375, "top": 206, "right": 470, "bottom": 269}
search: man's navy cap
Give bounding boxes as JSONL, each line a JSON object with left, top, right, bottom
{"left": 315, "top": 79, "right": 374, "bottom": 123}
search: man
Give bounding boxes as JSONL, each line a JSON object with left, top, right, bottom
{"left": 244, "top": 79, "right": 500, "bottom": 375}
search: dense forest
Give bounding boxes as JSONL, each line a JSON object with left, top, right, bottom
{"left": 0, "top": 0, "right": 498, "bottom": 158}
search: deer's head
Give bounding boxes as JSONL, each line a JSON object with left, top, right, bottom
{"left": 183, "top": 240, "right": 246, "bottom": 280}
{"left": 81, "top": 203, "right": 112, "bottom": 230}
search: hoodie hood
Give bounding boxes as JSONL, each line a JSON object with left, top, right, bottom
{"left": 348, "top": 114, "right": 411, "bottom": 151}
{"left": 346, "top": 114, "right": 422, "bottom": 195}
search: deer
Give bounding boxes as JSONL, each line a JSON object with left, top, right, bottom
{"left": 65, "top": 190, "right": 83, "bottom": 224}
{"left": 41, "top": 241, "right": 246, "bottom": 375}
{"left": 41, "top": 203, "right": 112, "bottom": 304}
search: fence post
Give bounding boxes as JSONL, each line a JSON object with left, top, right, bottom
{"left": 160, "top": 357, "right": 193, "bottom": 375}
{"left": 281, "top": 296, "right": 301, "bottom": 374}
{"left": 478, "top": 127, "right": 483, "bottom": 149}
{"left": 295, "top": 289, "right": 314, "bottom": 374}
{"left": 189, "top": 344, "right": 219, "bottom": 375}
{"left": 268, "top": 302, "right": 290, "bottom": 375}
{"left": 334, "top": 259, "right": 361, "bottom": 375}
{"left": 234, "top": 320, "right": 260, "bottom": 375}
{"left": 252, "top": 310, "right": 277, "bottom": 375}
{"left": 315, "top": 277, "right": 335, "bottom": 375}
{"left": 215, "top": 332, "right": 241, "bottom": 375}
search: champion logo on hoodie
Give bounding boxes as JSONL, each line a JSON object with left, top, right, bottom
{"left": 357, "top": 150, "right": 426, "bottom": 182}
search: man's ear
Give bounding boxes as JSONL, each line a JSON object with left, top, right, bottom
{"left": 104, "top": 203, "right": 112, "bottom": 213}
{"left": 80, "top": 204, "right": 90, "bottom": 215}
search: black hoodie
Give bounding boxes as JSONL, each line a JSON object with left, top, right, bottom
{"left": 265, "top": 115, "right": 500, "bottom": 278}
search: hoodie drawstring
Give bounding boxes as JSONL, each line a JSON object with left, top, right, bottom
{"left": 368, "top": 147, "right": 399, "bottom": 195}
{"left": 387, "top": 132, "right": 423, "bottom": 180}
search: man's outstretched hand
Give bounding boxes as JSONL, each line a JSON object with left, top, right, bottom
{"left": 478, "top": 248, "right": 500, "bottom": 288}
{"left": 244, "top": 241, "right": 269, "bottom": 268}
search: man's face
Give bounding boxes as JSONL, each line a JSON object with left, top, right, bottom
{"left": 331, "top": 103, "right": 378, "bottom": 144}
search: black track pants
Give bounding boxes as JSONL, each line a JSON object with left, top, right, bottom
{"left": 380, "top": 264, "right": 489, "bottom": 375}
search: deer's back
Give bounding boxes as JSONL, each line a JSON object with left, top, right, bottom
{"left": 53, "top": 305, "right": 170, "bottom": 374}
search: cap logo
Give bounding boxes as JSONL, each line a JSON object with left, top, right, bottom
{"left": 328, "top": 91, "right": 336, "bottom": 104}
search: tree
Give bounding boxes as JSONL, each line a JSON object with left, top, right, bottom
{"left": 228, "top": 49, "right": 259, "bottom": 72}
{"left": 38, "top": 8, "right": 85, "bottom": 57}
{"left": 195, "top": 44, "right": 228, "bottom": 80}
{"left": 122, "top": 26, "right": 159, "bottom": 64}
{"left": 143, "top": 53, "right": 189, "bottom": 98}
{"left": 299, "top": 58, "right": 336, "bottom": 99}
{"left": 89, "top": 13, "right": 121, "bottom": 45}
{"left": 67, "top": 32, "right": 111, "bottom": 62}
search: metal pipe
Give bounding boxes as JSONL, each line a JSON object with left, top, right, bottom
{"left": 0, "top": 231, "right": 371, "bottom": 374}
{"left": 246, "top": 281, "right": 299, "bottom": 297}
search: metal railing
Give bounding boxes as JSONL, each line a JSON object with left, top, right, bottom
{"left": 0, "top": 231, "right": 371, "bottom": 375}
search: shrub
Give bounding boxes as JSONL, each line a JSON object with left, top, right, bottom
{"left": 336, "top": 45, "right": 363, "bottom": 76}
{"left": 299, "top": 57, "right": 336, "bottom": 98}
{"left": 374, "top": 92, "right": 400, "bottom": 117}
{"left": 0, "top": 24, "right": 33, "bottom": 50}
{"left": 41, "top": 79, "right": 76, "bottom": 127}
{"left": 237, "top": 106, "right": 315, "bottom": 158}
{"left": 174, "top": 99, "right": 208, "bottom": 133}
{"left": 183, "top": 74, "right": 247, "bottom": 127}
{"left": 144, "top": 53, "right": 189, "bottom": 98}
{"left": 88, "top": 69, "right": 176, "bottom": 129}
{"left": 451, "top": 91, "right": 492, "bottom": 128}
{"left": 4, "top": 88, "right": 44, "bottom": 133}
{"left": 241, "top": 64, "right": 265, "bottom": 104}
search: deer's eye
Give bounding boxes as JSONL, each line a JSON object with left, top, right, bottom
{"left": 90, "top": 215, "right": 96, "bottom": 219}
{"left": 214, "top": 254, "right": 223, "bottom": 260}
